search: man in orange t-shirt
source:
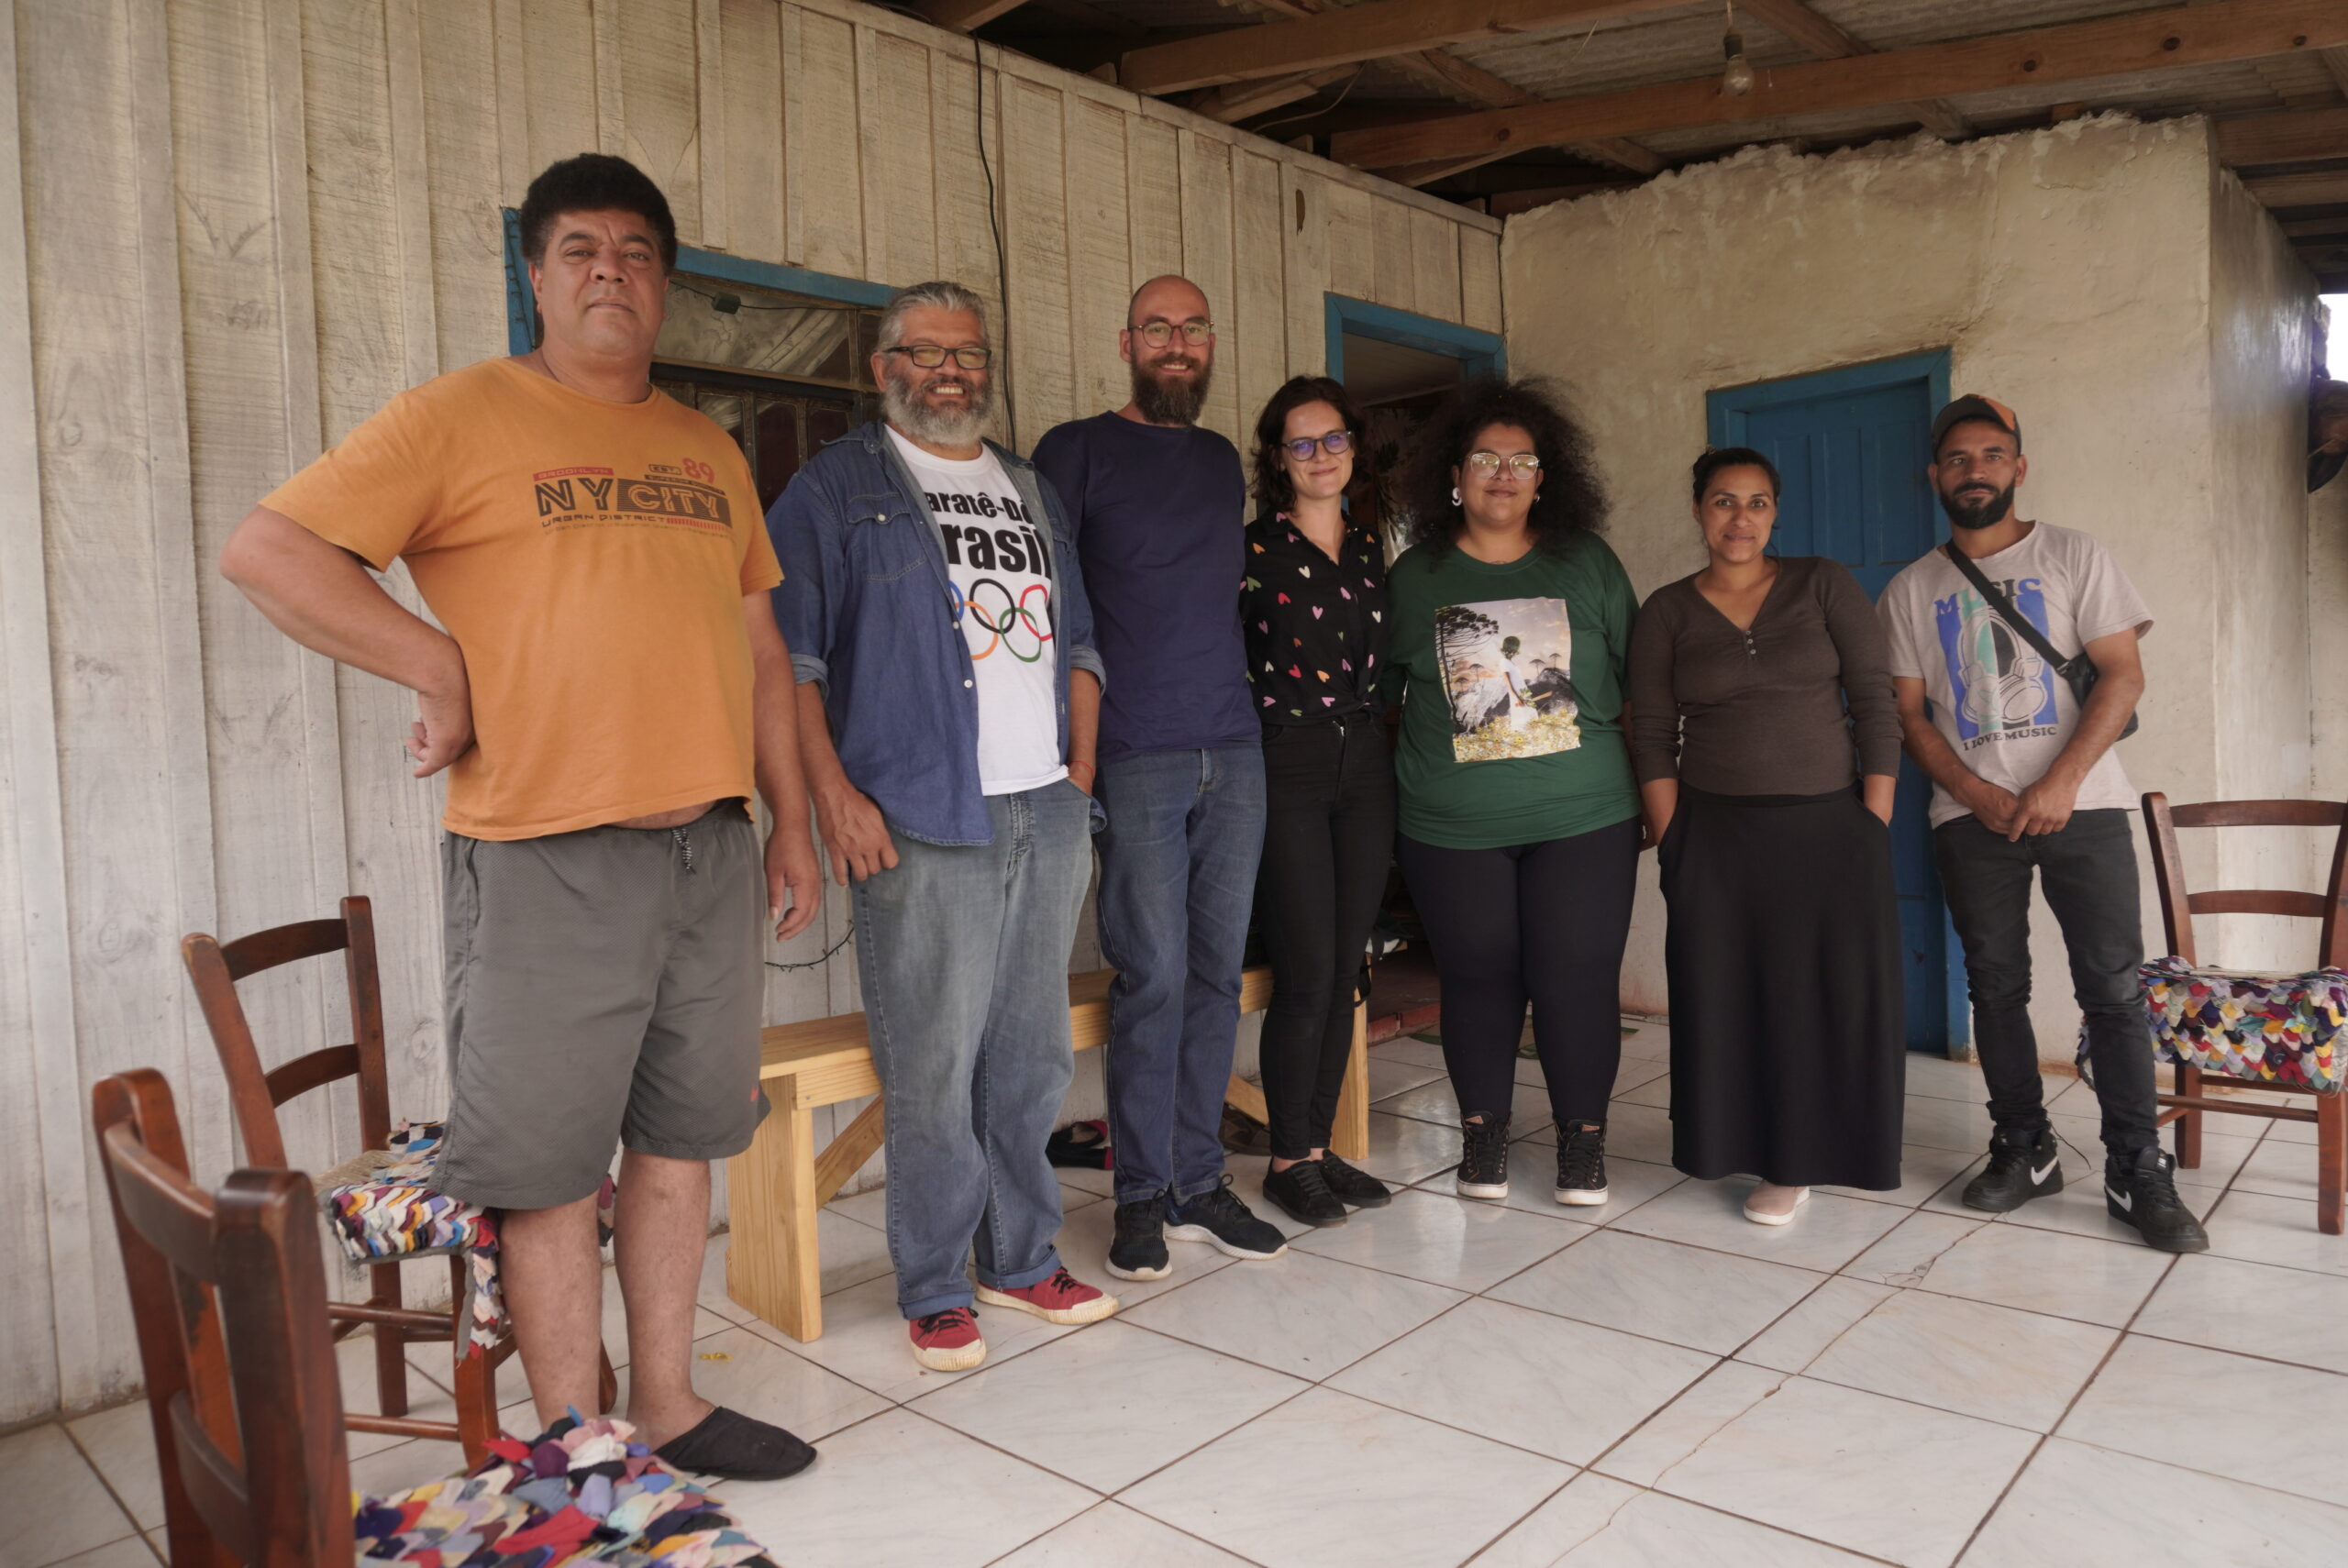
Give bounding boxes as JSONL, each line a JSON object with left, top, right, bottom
{"left": 221, "top": 155, "right": 820, "bottom": 1482}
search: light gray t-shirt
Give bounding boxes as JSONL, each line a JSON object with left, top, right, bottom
{"left": 1877, "top": 522, "right": 2151, "bottom": 827}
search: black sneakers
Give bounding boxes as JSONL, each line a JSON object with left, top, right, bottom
{"left": 1962, "top": 1125, "right": 2064, "bottom": 1212}
{"left": 1261, "top": 1158, "right": 1349, "bottom": 1228}
{"left": 1554, "top": 1121, "right": 1608, "bottom": 1206}
{"left": 2106, "top": 1144, "right": 2210, "bottom": 1253}
{"left": 1167, "top": 1176, "right": 1290, "bottom": 1259}
{"left": 1319, "top": 1149, "right": 1392, "bottom": 1209}
{"left": 1106, "top": 1196, "right": 1171, "bottom": 1281}
{"left": 1456, "top": 1115, "right": 1512, "bottom": 1199}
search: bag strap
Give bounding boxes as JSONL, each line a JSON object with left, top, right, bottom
{"left": 1941, "top": 543, "right": 2077, "bottom": 674}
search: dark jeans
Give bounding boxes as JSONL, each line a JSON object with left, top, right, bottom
{"left": 1933, "top": 809, "right": 2156, "bottom": 1155}
{"left": 1397, "top": 817, "right": 1640, "bottom": 1128}
{"left": 1256, "top": 717, "right": 1397, "bottom": 1159}
{"left": 1095, "top": 745, "right": 1268, "bottom": 1205}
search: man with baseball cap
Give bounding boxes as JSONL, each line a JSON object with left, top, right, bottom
{"left": 1877, "top": 395, "right": 2207, "bottom": 1253}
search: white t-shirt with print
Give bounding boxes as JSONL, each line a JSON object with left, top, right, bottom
{"left": 1877, "top": 522, "right": 2151, "bottom": 828}
{"left": 886, "top": 425, "right": 1064, "bottom": 796}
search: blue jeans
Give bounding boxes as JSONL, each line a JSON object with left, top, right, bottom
{"left": 1094, "top": 745, "right": 1268, "bottom": 1205}
{"left": 852, "top": 778, "right": 1095, "bottom": 1319}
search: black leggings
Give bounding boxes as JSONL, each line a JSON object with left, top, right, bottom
{"left": 1397, "top": 817, "right": 1640, "bottom": 1127}
{"left": 1255, "top": 719, "right": 1397, "bottom": 1158}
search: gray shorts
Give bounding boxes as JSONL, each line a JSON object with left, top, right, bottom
{"left": 432, "top": 805, "right": 769, "bottom": 1209}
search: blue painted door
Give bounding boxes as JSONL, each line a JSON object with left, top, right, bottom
{"left": 1711, "top": 358, "right": 1955, "bottom": 1052}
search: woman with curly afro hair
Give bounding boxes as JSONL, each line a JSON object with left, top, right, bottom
{"left": 1386, "top": 378, "right": 1641, "bottom": 1210}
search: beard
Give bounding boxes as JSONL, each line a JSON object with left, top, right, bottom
{"left": 1938, "top": 479, "right": 2015, "bottom": 531}
{"left": 1131, "top": 354, "right": 1213, "bottom": 425}
{"left": 883, "top": 364, "right": 994, "bottom": 446}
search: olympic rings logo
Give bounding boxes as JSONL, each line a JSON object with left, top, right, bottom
{"left": 950, "top": 578, "right": 1055, "bottom": 663}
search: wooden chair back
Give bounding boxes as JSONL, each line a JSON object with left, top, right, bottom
{"left": 2142, "top": 794, "right": 2348, "bottom": 969}
{"left": 93, "top": 1068, "right": 355, "bottom": 1568}
{"left": 181, "top": 895, "right": 390, "bottom": 1169}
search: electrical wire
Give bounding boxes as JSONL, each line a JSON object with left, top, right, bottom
{"left": 1252, "top": 68, "right": 1361, "bottom": 137}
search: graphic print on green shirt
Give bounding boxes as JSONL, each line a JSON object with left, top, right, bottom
{"left": 1389, "top": 532, "right": 1640, "bottom": 850}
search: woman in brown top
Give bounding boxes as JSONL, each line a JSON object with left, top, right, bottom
{"left": 1626, "top": 447, "right": 1905, "bottom": 1223}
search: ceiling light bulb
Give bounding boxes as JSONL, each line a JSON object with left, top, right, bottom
{"left": 1722, "top": 31, "right": 1755, "bottom": 96}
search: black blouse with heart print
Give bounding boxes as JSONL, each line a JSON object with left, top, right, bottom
{"left": 1240, "top": 512, "right": 1394, "bottom": 727}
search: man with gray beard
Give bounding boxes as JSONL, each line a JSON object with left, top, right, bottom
{"left": 766, "top": 281, "right": 1120, "bottom": 1371}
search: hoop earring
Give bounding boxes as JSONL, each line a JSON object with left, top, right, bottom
{"left": 1449, "top": 487, "right": 1461, "bottom": 506}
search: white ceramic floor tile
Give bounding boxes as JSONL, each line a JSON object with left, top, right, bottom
{"left": 991, "top": 1503, "right": 1257, "bottom": 1567}
{"left": 1894, "top": 1094, "right": 1998, "bottom": 1155}
{"left": 824, "top": 1185, "right": 890, "bottom": 1230}
{"left": 1800, "top": 1288, "right": 2116, "bottom": 1431}
{"left": 2060, "top": 1335, "right": 2348, "bottom": 1506}
{"left": 1053, "top": 1164, "right": 1117, "bottom": 1199}
{"left": 348, "top": 1436, "right": 469, "bottom": 1497}
{"left": 655, "top": 1324, "right": 892, "bottom": 1452}
{"left": 1961, "top": 1436, "right": 2348, "bottom": 1568}
{"left": 2158, "top": 1128, "right": 2265, "bottom": 1192}
{"left": 42, "top": 1540, "right": 160, "bottom": 1568}
{"left": 1377, "top": 1075, "right": 1556, "bottom": 1137}
{"left": 0, "top": 1424, "right": 140, "bottom": 1568}
{"left": 2200, "top": 1188, "right": 2348, "bottom": 1275}
{"left": 1617, "top": 1022, "right": 1673, "bottom": 1063}
{"left": 1899, "top": 1054, "right": 1992, "bottom": 1105}
{"left": 1817, "top": 1143, "right": 1983, "bottom": 1209}
{"left": 1489, "top": 1230, "right": 1825, "bottom": 1356}
{"left": 1330, "top": 1297, "right": 1715, "bottom": 1465}
{"left": 720, "top": 1408, "right": 1092, "bottom": 1568}
{"left": 814, "top": 1209, "right": 899, "bottom": 1297}
{"left": 908, "top": 1320, "right": 1302, "bottom": 1492}
{"left": 1123, "top": 1386, "right": 1570, "bottom": 1568}
{"left": 61, "top": 1403, "right": 163, "bottom": 1535}
{"left": 1290, "top": 1187, "right": 1587, "bottom": 1291}
{"left": 1611, "top": 1071, "right": 1671, "bottom": 1110}
{"left": 699, "top": 1229, "right": 756, "bottom": 1324}
{"left": 2134, "top": 1253, "right": 2348, "bottom": 1375}
{"left": 1897, "top": 1220, "right": 2173, "bottom": 1326}
{"left": 1050, "top": 1193, "right": 1239, "bottom": 1305}
{"left": 1610, "top": 1180, "right": 1909, "bottom": 1273}
{"left": 1609, "top": 1057, "right": 1672, "bottom": 1094}
{"left": 1120, "top": 1248, "right": 1464, "bottom": 1380}
{"left": 1736, "top": 1277, "right": 1897, "bottom": 1374}
{"left": 778, "top": 1272, "right": 1079, "bottom": 1403}
{"left": 1355, "top": 1110, "right": 1473, "bottom": 1187}
{"left": 1654, "top": 1375, "right": 2039, "bottom": 1568}
{"left": 1371, "top": 1035, "right": 1450, "bottom": 1072}
{"left": 1592, "top": 1360, "right": 1787, "bottom": 1487}
{"left": 1368, "top": 1055, "right": 1447, "bottom": 1101}
{"left": 1482, "top": 1472, "right": 1877, "bottom": 1568}
{"left": 1841, "top": 1211, "right": 1989, "bottom": 1289}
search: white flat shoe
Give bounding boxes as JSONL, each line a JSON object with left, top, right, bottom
{"left": 1744, "top": 1185, "right": 1811, "bottom": 1226}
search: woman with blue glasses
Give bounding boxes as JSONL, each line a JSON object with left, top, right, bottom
{"left": 1240, "top": 375, "right": 1397, "bottom": 1227}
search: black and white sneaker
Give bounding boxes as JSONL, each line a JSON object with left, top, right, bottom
{"left": 2105, "top": 1144, "right": 2210, "bottom": 1253}
{"left": 1554, "top": 1121, "right": 1608, "bottom": 1206}
{"left": 1106, "top": 1196, "right": 1172, "bottom": 1281}
{"left": 1260, "top": 1158, "right": 1349, "bottom": 1228}
{"left": 1456, "top": 1115, "right": 1512, "bottom": 1199}
{"left": 1318, "top": 1149, "right": 1392, "bottom": 1209}
{"left": 1167, "top": 1176, "right": 1290, "bottom": 1259}
{"left": 1962, "top": 1125, "right": 2064, "bottom": 1212}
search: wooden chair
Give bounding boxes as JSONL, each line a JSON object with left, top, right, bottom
{"left": 94, "top": 1067, "right": 358, "bottom": 1568}
{"left": 2143, "top": 792, "right": 2348, "bottom": 1233}
{"left": 180, "top": 895, "right": 615, "bottom": 1465}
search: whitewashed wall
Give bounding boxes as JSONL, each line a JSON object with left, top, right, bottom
{"left": 0, "top": 0, "right": 1501, "bottom": 1423}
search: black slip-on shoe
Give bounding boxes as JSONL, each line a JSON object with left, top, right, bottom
{"left": 1319, "top": 1149, "right": 1392, "bottom": 1209}
{"left": 1262, "top": 1158, "right": 1349, "bottom": 1227}
{"left": 654, "top": 1404, "right": 817, "bottom": 1481}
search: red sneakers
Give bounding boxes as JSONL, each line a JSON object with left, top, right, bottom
{"left": 909, "top": 1306, "right": 986, "bottom": 1371}
{"left": 975, "top": 1267, "right": 1120, "bottom": 1325}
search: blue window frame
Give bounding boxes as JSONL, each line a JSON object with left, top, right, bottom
{"left": 1323, "top": 294, "right": 1504, "bottom": 384}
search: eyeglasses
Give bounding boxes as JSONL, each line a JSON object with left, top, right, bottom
{"left": 1281, "top": 431, "right": 1354, "bottom": 461}
{"left": 884, "top": 344, "right": 992, "bottom": 370}
{"left": 1465, "top": 451, "right": 1542, "bottom": 476}
{"left": 1128, "top": 318, "right": 1213, "bottom": 348}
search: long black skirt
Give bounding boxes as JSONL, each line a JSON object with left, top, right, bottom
{"left": 1660, "top": 783, "right": 1905, "bottom": 1190}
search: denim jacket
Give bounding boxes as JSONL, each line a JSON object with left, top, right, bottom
{"left": 766, "top": 421, "right": 1108, "bottom": 847}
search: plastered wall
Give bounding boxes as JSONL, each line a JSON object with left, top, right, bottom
{"left": 1501, "top": 114, "right": 2320, "bottom": 1056}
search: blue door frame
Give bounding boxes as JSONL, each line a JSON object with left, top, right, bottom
{"left": 1708, "top": 351, "right": 1970, "bottom": 1055}
{"left": 1324, "top": 294, "right": 1504, "bottom": 385}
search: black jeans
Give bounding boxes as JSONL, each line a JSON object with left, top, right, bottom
{"left": 1255, "top": 717, "right": 1397, "bottom": 1159}
{"left": 1397, "top": 817, "right": 1640, "bottom": 1128}
{"left": 1933, "top": 809, "right": 2156, "bottom": 1154}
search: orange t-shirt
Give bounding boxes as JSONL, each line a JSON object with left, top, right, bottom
{"left": 264, "top": 357, "right": 783, "bottom": 840}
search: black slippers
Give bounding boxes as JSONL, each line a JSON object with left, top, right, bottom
{"left": 654, "top": 1405, "right": 818, "bottom": 1482}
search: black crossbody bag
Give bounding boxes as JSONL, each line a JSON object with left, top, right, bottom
{"left": 1942, "top": 543, "right": 2138, "bottom": 740}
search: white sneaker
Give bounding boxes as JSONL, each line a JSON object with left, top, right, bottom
{"left": 1743, "top": 1184, "right": 1811, "bottom": 1226}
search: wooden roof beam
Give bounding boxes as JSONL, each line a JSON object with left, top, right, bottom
{"left": 1382, "top": 47, "right": 1664, "bottom": 175}
{"left": 1196, "top": 64, "right": 1358, "bottom": 123}
{"left": 2214, "top": 105, "right": 2348, "bottom": 166}
{"left": 1119, "top": 0, "right": 1687, "bottom": 95}
{"left": 919, "top": 0, "right": 1030, "bottom": 33}
{"left": 1735, "top": 0, "right": 1968, "bottom": 140}
{"left": 2243, "top": 168, "right": 2348, "bottom": 208}
{"left": 1330, "top": 0, "right": 2348, "bottom": 171}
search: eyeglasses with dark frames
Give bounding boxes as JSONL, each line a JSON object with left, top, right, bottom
{"left": 1281, "top": 431, "right": 1354, "bottom": 461}
{"left": 883, "top": 344, "right": 993, "bottom": 370}
{"left": 1127, "top": 318, "right": 1213, "bottom": 348}
{"left": 1464, "top": 451, "right": 1542, "bottom": 476}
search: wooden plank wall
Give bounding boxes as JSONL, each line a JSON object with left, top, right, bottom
{"left": 0, "top": 0, "right": 1501, "bottom": 1423}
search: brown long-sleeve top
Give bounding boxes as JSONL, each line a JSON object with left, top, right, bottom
{"left": 1626, "top": 555, "right": 1901, "bottom": 796}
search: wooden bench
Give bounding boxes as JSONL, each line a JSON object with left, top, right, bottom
{"left": 725, "top": 965, "right": 1370, "bottom": 1341}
